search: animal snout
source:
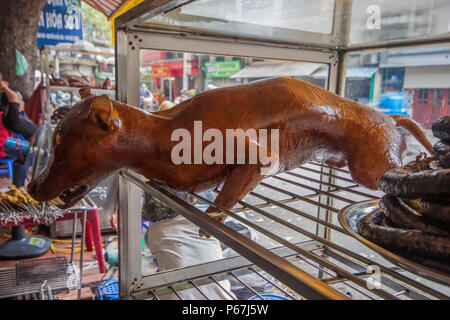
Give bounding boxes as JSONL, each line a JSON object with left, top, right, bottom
{"left": 27, "top": 179, "right": 49, "bottom": 201}
{"left": 27, "top": 181, "right": 38, "bottom": 198}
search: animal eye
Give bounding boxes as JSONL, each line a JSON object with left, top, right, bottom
{"left": 56, "top": 156, "right": 68, "bottom": 165}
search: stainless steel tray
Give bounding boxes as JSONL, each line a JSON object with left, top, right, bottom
{"left": 338, "top": 200, "right": 450, "bottom": 285}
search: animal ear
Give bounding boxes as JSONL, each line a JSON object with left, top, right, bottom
{"left": 79, "top": 86, "right": 93, "bottom": 99}
{"left": 88, "top": 95, "right": 118, "bottom": 131}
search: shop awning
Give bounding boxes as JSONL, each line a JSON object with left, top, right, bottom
{"left": 312, "top": 67, "right": 377, "bottom": 79}
{"left": 83, "top": 0, "right": 128, "bottom": 19}
{"left": 379, "top": 49, "right": 450, "bottom": 68}
{"left": 229, "top": 63, "right": 323, "bottom": 79}
{"left": 404, "top": 65, "right": 450, "bottom": 89}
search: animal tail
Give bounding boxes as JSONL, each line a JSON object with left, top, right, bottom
{"left": 390, "top": 115, "right": 433, "bottom": 154}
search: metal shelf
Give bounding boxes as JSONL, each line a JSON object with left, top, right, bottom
{"left": 118, "top": 163, "right": 450, "bottom": 300}
{"left": 48, "top": 86, "right": 115, "bottom": 96}
{"left": 42, "top": 45, "right": 114, "bottom": 57}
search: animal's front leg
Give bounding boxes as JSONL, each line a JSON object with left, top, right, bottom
{"left": 199, "top": 164, "right": 265, "bottom": 238}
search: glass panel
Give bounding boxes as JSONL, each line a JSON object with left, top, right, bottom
{"left": 144, "top": 0, "right": 335, "bottom": 43}
{"left": 343, "top": 46, "right": 450, "bottom": 162}
{"left": 332, "top": 45, "right": 450, "bottom": 295}
{"left": 139, "top": 50, "right": 329, "bottom": 110}
{"left": 140, "top": 0, "right": 450, "bottom": 48}
{"left": 349, "top": 0, "right": 450, "bottom": 46}
{"left": 138, "top": 49, "right": 328, "bottom": 273}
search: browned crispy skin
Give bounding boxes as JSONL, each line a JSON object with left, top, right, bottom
{"left": 432, "top": 116, "right": 450, "bottom": 140}
{"left": 27, "top": 77, "right": 432, "bottom": 215}
{"left": 391, "top": 115, "right": 432, "bottom": 153}
{"left": 358, "top": 210, "right": 450, "bottom": 260}
{"left": 66, "top": 74, "right": 90, "bottom": 84}
{"left": 379, "top": 195, "right": 447, "bottom": 234}
{"left": 439, "top": 152, "right": 450, "bottom": 168}
{"left": 431, "top": 138, "right": 450, "bottom": 168}
{"left": 379, "top": 158, "right": 450, "bottom": 200}
{"left": 49, "top": 74, "right": 68, "bottom": 87}
{"left": 66, "top": 74, "right": 91, "bottom": 88}
{"left": 419, "top": 200, "right": 450, "bottom": 229}
{"left": 432, "top": 140, "right": 450, "bottom": 156}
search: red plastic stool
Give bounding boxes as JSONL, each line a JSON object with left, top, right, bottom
{"left": 83, "top": 209, "right": 105, "bottom": 273}
{"left": 60, "top": 209, "right": 105, "bottom": 273}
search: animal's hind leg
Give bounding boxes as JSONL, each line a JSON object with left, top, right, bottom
{"left": 199, "top": 164, "right": 265, "bottom": 238}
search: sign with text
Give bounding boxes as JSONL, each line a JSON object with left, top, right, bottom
{"left": 152, "top": 65, "right": 170, "bottom": 78}
{"left": 37, "top": 0, "right": 83, "bottom": 49}
{"left": 205, "top": 60, "right": 241, "bottom": 78}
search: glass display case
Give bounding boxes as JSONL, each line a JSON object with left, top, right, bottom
{"left": 114, "top": 0, "right": 450, "bottom": 300}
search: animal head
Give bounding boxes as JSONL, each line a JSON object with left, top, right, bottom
{"left": 345, "top": 113, "right": 432, "bottom": 190}
{"left": 27, "top": 94, "right": 122, "bottom": 208}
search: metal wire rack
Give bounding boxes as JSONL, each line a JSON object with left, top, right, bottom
{"left": 15, "top": 256, "right": 69, "bottom": 286}
{"left": 119, "top": 162, "right": 450, "bottom": 300}
{"left": 0, "top": 256, "right": 78, "bottom": 299}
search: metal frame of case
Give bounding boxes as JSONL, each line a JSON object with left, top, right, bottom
{"left": 114, "top": 0, "right": 450, "bottom": 300}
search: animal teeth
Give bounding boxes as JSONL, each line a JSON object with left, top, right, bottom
{"left": 48, "top": 197, "right": 65, "bottom": 206}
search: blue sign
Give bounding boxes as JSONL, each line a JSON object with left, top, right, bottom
{"left": 37, "top": 0, "right": 83, "bottom": 49}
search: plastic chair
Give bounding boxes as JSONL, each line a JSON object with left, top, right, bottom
{"left": 97, "top": 278, "right": 119, "bottom": 300}
{"left": 13, "top": 133, "right": 25, "bottom": 141}
{"left": 0, "top": 157, "right": 13, "bottom": 179}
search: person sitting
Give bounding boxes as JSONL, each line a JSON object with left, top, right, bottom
{"left": 0, "top": 81, "right": 37, "bottom": 140}
{"left": 0, "top": 110, "right": 13, "bottom": 159}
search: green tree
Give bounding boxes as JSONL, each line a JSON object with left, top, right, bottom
{"left": 0, "top": 0, "right": 47, "bottom": 100}
{"left": 81, "top": 1, "right": 113, "bottom": 48}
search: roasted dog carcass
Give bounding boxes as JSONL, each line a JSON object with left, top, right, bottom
{"left": 49, "top": 73, "right": 68, "bottom": 87}
{"left": 27, "top": 77, "right": 432, "bottom": 234}
{"left": 66, "top": 74, "right": 91, "bottom": 88}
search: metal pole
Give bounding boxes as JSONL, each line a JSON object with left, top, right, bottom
{"left": 44, "top": 48, "right": 51, "bottom": 124}
{"left": 78, "top": 210, "right": 87, "bottom": 300}
{"left": 11, "top": 160, "right": 25, "bottom": 240}
{"left": 71, "top": 212, "right": 78, "bottom": 264}
{"left": 116, "top": 28, "right": 144, "bottom": 299}
{"left": 183, "top": 53, "right": 189, "bottom": 91}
